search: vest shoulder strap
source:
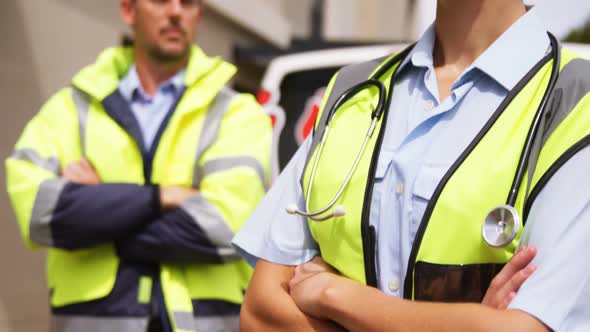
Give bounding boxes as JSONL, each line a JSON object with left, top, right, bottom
{"left": 525, "top": 55, "right": 590, "bottom": 217}
{"left": 303, "top": 56, "right": 390, "bottom": 176}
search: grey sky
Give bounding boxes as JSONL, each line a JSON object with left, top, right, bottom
{"left": 416, "top": 0, "right": 590, "bottom": 40}
{"left": 527, "top": 0, "right": 590, "bottom": 38}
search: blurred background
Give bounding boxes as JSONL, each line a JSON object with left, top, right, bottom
{"left": 1, "top": 0, "right": 589, "bottom": 330}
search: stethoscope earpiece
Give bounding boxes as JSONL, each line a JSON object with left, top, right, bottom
{"left": 332, "top": 205, "right": 346, "bottom": 217}
{"left": 286, "top": 204, "right": 299, "bottom": 215}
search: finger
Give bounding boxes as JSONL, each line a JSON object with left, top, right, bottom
{"left": 499, "top": 291, "right": 517, "bottom": 310}
{"left": 493, "top": 263, "right": 536, "bottom": 309}
{"left": 290, "top": 265, "right": 304, "bottom": 288}
{"left": 62, "top": 163, "right": 84, "bottom": 179}
{"left": 310, "top": 256, "right": 338, "bottom": 274}
{"left": 290, "top": 264, "right": 318, "bottom": 289}
{"left": 505, "top": 264, "right": 536, "bottom": 293}
{"left": 80, "top": 159, "right": 100, "bottom": 178}
{"left": 292, "top": 262, "right": 315, "bottom": 281}
{"left": 491, "top": 247, "right": 537, "bottom": 289}
{"left": 301, "top": 260, "right": 327, "bottom": 274}
{"left": 79, "top": 158, "right": 93, "bottom": 172}
{"left": 291, "top": 259, "right": 332, "bottom": 289}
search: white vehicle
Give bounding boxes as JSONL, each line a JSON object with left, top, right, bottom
{"left": 259, "top": 42, "right": 590, "bottom": 179}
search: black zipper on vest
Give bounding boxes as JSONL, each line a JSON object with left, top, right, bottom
{"left": 360, "top": 50, "right": 412, "bottom": 288}
{"left": 402, "top": 53, "right": 552, "bottom": 299}
{"left": 524, "top": 132, "right": 590, "bottom": 221}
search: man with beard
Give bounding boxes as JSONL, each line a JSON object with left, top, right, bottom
{"left": 6, "top": 0, "right": 271, "bottom": 331}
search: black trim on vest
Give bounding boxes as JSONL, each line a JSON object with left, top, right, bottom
{"left": 524, "top": 134, "right": 590, "bottom": 221}
{"left": 402, "top": 52, "right": 553, "bottom": 299}
{"left": 191, "top": 299, "right": 241, "bottom": 317}
{"left": 359, "top": 46, "right": 415, "bottom": 287}
{"left": 413, "top": 261, "right": 505, "bottom": 302}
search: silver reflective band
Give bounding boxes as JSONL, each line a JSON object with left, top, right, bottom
{"left": 526, "top": 58, "right": 590, "bottom": 198}
{"left": 195, "top": 315, "right": 239, "bottom": 332}
{"left": 30, "top": 178, "right": 69, "bottom": 246}
{"left": 10, "top": 148, "right": 60, "bottom": 174}
{"left": 50, "top": 315, "right": 148, "bottom": 332}
{"left": 174, "top": 311, "right": 196, "bottom": 331}
{"left": 193, "top": 87, "right": 238, "bottom": 187}
{"left": 181, "top": 194, "right": 240, "bottom": 261}
{"left": 71, "top": 87, "right": 91, "bottom": 156}
{"left": 202, "top": 156, "right": 267, "bottom": 189}
{"left": 482, "top": 205, "right": 521, "bottom": 248}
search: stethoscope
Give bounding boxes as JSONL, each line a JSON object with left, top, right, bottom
{"left": 288, "top": 33, "right": 561, "bottom": 248}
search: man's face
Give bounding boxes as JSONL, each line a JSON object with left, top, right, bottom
{"left": 121, "top": 0, "right": 202, "bottom": 62}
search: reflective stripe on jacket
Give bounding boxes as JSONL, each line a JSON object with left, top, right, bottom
{"left": 6, "top": 46, "right": 272, "bottom": 332}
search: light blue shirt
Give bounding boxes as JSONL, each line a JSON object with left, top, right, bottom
{"left": 118, "top": 65, "right": 186, "bottom": 149}
{"left": 233, "top": 9, "right": 590, "bottom": 331}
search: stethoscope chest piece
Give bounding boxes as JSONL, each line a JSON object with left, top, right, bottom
{"left": 482, "top": 204, "right": 521, "bottom": 248}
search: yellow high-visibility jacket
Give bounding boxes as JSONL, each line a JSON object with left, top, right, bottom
{"left": 6, "top": 46, "right": 271, "bottom": 332}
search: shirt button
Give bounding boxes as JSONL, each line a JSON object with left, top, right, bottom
{"left": 388, "top": 279, "right": 401, "bottom": 292}
{"left": 424, "top": 100, "right": 435, "bottom": 111}
{"left": 395, "top": 182, "right": 404, "bottom": 194}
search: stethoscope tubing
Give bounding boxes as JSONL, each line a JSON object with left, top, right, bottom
{"left": 483, "top": 33, "right": 560, "bottom": 248}
{"left": 289, "top": 33, "right": 561, "bottom": 246}
{"left": 290, "top": 80, "right": 386, "bottom": 221}
{"left": 506, "top": 33, "right": 561, "bottom": 207}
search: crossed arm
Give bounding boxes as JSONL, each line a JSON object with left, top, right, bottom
{"left": 7, "top": 92, "right": 271, "bottom": 266}
{"left": 60, "top": 158, "right": 224, "bottom": 264}
{"left": 60, "top": 158, "right": 217, "bottom": 263}
{"left": 241, "top": 246, "right": 547, "bottom": 332}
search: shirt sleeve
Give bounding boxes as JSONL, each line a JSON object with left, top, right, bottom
{"left": 508, "top": 145, "right": 590, "bottom": 331}
{"left": 232, "top": 136, "right": 320, "bottom": 267}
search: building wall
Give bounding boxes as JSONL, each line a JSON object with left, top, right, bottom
{"left": 285, "top": 0, "right": 315, "bottom": 38}
{"left": 324, "top": 0, "right": 415, "bottom": 41}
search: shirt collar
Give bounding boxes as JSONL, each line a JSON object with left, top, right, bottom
{"left": 397, "top": 24, "right": 436, "bottom": 73}
{"left": 470, "top": 8, "right": 549, "bottom": 90}
{"left": 119, "top": 64, "right": 186, "bottom": 102}
{"left": 396, "top": 7, "right": 549, "bottom": 91}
